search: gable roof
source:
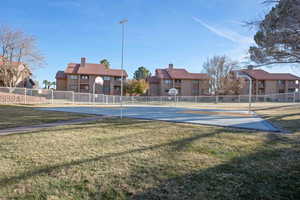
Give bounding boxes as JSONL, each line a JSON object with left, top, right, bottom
{"left": 153, "top": 67, "right": 209, "bottom": 80}
{"left": 240, "top": 69, "right": 300, "bottom": 80}
{"left": 64, "top": 63, "right": 128, "bottom": 77}
{"left": 56, "top": 71, "right": 67, "bottom": 79}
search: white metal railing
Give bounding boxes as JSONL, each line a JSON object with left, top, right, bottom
{"left": 0, "top": 86, "right": 299, "bottom": 105}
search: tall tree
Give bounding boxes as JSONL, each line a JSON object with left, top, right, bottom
{"left": 0, "top": 25, "right": 44, "bottom": 87}
{"left": 219, "top": 72, "right": 245, "bottom": 95}
{"left": 100, "top": 59, "right": 110, "bottom": 69}
{"left": 249, "top": 0, "right": 300, "bottom": 66}
{"left": 203, "top": 56, "right": 239, "bottom": 95}
{"left": 124, "top": 79, "right": 149, "bottom": 96}
{"left": 133, "top": 66, "right": 151, "bottom": 80}
{"left": 42, "top": 80, "right": 50, "bottom": 89}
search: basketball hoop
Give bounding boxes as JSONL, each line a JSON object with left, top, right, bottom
{"left": 168, "top": 88, "right": 178, "bottom": 96}
{"left": 95, "top": 77, "right": 104, "bottom": 85}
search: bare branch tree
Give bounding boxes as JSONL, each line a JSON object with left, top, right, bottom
{"left": 202, "top": 56, "right": 240, "bottom": 95}
{"left": 0, "top": 25, "right": 44, "bottom": 87}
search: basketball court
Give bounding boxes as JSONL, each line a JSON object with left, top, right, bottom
{"left": 39, "top": 105, "right": 281, "bottom": 132}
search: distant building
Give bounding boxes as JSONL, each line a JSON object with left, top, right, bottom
{"left": 236, "top": 68, "right": 300, "bottom": 95}
{"left": 56, "top": 57, "right": 127, "bottom": 95}
{"left": 0, "top": 56, "right": 35, "bottom": 88}
{"left": 148, "top": 64, "right": 210, "bottom": 96}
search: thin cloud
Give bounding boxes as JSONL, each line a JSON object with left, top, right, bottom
{"left": 192, "top": 17, "right": 253, "bottom": 45}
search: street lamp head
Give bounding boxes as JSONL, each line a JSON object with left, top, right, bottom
{"left": 119, "top": 19, "right": 128, "bottom": 24}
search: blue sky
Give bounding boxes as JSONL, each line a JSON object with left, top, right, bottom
{"left": 1, "top": 0, "right": 298, "bottom": 85}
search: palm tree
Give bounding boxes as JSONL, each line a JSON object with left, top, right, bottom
{"left": 42, "top": 80, "right": 49, "bottom": 89}
{"left": 51, "top": 81, "right": 56, "bottom": 89}
{"left": 100, "top": 59, "right": 110, "bottom": 69}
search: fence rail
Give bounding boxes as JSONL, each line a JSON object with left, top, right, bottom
{"left": 0, "top": 87, "right": 299, "bottom": 105}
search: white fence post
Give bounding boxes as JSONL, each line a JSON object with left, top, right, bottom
{"left": 216, "top": 96, "right": 219, "bottom": 104}
{"left": 72, "top": 91, "right": 75, "bottom": 104}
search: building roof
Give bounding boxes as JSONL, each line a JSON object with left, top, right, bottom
{"left": 55, "top": 71, "right": 67, "bottom": 79}
{"left": 0, "top": 56, "right": 24, "bottom": 67}
{"left": 147, "top": 76, "right": 160, "bottom": 84}
{"left": 64, "top": 62, "right": 128, "bottom": 77}
{"left": 152, "top": 67, "right": 209, "bottom": 81}
{"left": 240, "top": 69, "right": 300, "bottom": 80}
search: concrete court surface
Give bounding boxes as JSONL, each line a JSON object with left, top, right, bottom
{"left": 39, "top": 106, "right": 280, "bottom": 132}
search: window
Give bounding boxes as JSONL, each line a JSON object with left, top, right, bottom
{"left": 69, "top": 75, "right": 78, "bottom": 80}
{"left": 176, "top": 87, "right": 181, "bottom": 95}
{"left": 289, "top": 80, "right": 295, "bottom": 84}
{"left": 192, "top": 88, "right": 199, "bottom": 95}
{"left": 278, "top": 89, "right": 285, "bottom": 93}
{"left": 164, "top": 80, "right": 172, "bottom": 84}
{"left": 192, "top": 80, "right": 199, "bottom": 84}
{"left": 288, "top": 88, "right": 295, "bottom": 93}
{"left": 277, "top": 80, "right": 285, "bottom": 85}
{"left": 80, "top": 84, "right": 89, "bottom": 90}
{"left": 103, "top": 87, "right": 110, "bottom": 93}
{"left": 114, "top": 86, "right": 121, "bottom": 91}
{"left": 175, "top": 79, "right": 182, "bottom": 84}
{"left": 114, "top": 76, "right": 121, "bottom": 81}
{"left": 103, "top": 76, "right": 111, "bottom": 81}
{"left": 70, "top": 85, "right": 77, "bottom": 91}
{"left": 81, "top": 75, "right": 89, "bottom": 80}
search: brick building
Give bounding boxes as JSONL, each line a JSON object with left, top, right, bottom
{"left": 148, "top": 64, "right": 209, "bottom": 96}
{"left": 56, "top": 57, "right": 127, "bottom": 95}
{"left": 237, "top": 69, "right": 300, "bottom": 95}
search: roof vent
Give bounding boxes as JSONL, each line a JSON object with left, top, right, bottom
{"left": 169, "top": 63, "right": 174, "bottom": 69}
{"left": 81, "top": 57, "right": 86, "bottom": 67}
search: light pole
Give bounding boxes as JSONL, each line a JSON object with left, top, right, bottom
{"left": 119, "top": 19, "right": 128, "bottom": 119}
{"left": 237, "top": 72, "right": 252, "bottom": 113}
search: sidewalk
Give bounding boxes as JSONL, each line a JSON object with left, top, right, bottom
{"left": 0, "top": 116, "right": 108, "bottom": 136}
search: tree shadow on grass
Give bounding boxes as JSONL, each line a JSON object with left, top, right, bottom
{"left": 131, "top": 148, "right": 300, "bottom": 200}
{"left": 3, "top": 126, "right": 299, "bottom": 200}
{"left": 131, "top": 134, "right": 300, "bottom": 200}
{"left": 0, "top": 129, "right": 222, "bottom": 187}
{"left": 262, "top": 112, "right": 300, "bottom": 133}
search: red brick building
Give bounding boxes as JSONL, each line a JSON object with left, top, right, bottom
{"left": 237, "top": 69, "right": 300, "bottom": 95}
{"left": 56, "top": 58, "right": 127, "bottom": 95}
{"left": 148, "top": 64, "right": 209, "bottom": 96}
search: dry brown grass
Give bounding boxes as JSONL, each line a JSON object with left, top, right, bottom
{"left": 0, "top": 104, "right": 299, "bottom": 199}
{"left": 0, "top": 105, "right": 92, "bottom": 129}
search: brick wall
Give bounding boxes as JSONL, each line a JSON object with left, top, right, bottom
{"left": 0, "top": 92, "right": 47, "bottom": 104}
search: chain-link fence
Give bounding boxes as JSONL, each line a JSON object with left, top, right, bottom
{"left": 0, "top": 86, "right": 299, "bottom": 105}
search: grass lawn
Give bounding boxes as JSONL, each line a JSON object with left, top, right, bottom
{"left": 0, "top": 104, "right": 299, "bottom": 199}
{"left": 0, "top": 105, "right": 92, "bottom": 129}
